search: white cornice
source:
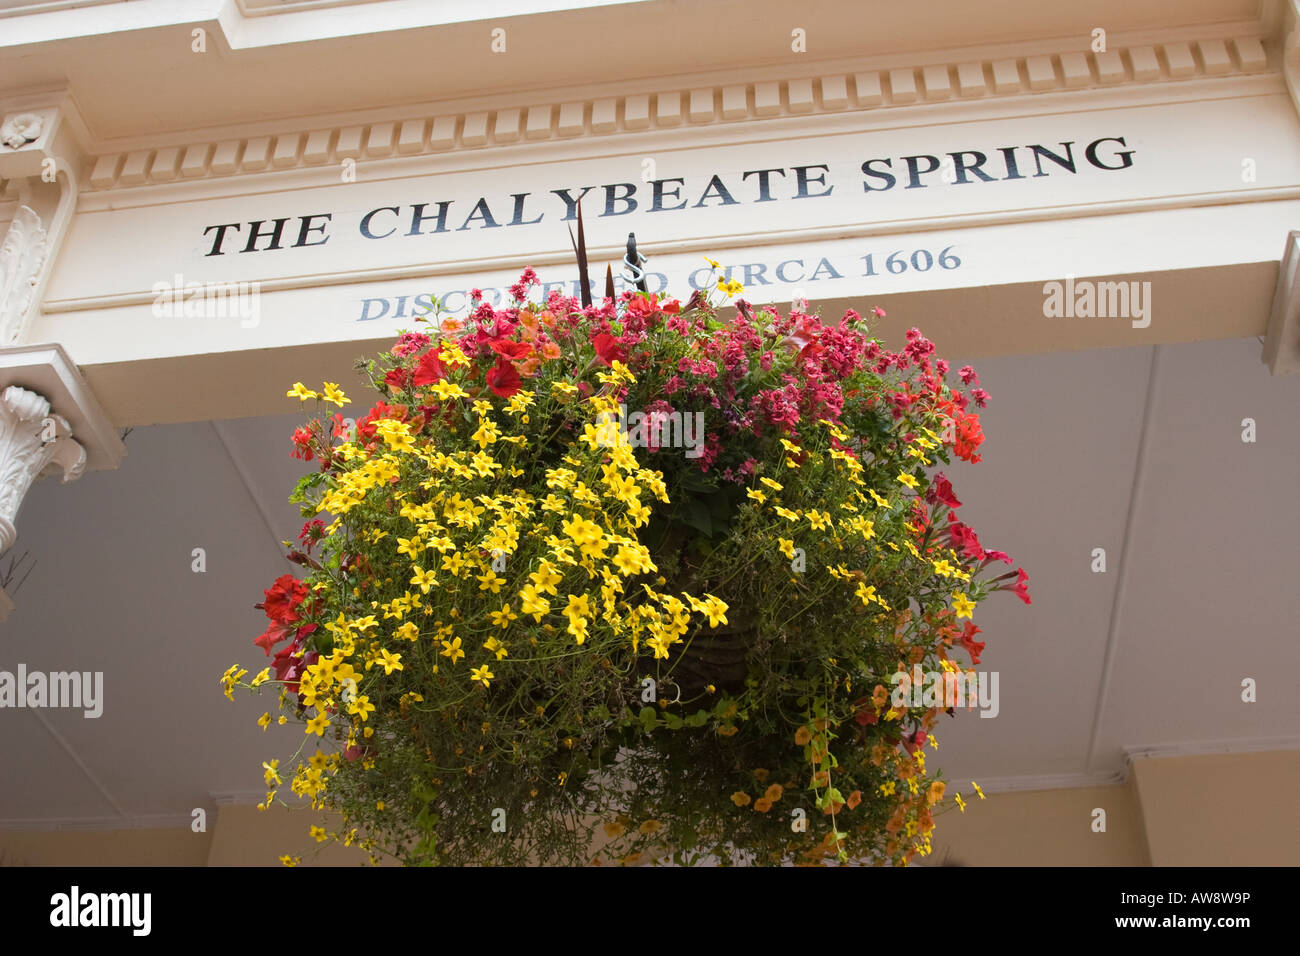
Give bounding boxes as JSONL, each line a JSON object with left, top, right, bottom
{"left": 78, "top": 35, "right": 1272, "bottom": 194}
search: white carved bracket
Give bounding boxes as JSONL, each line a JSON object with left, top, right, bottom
{"left": 0, "top": 384, "right": 85, "bottom": 554}
{"left": 0, "top": 92, "right": 88, "bottom": 346}
{"left": 0, "top": 344, "right": 124, "bottom": 621}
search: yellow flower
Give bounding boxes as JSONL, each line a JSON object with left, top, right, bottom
{"left": 897, "top": 472, "right": 919, "bottom": 490}
{"left": 394, "top": 622, "right": 419, "bottom": 642}
{"left": 279, "top": 855, "right": 300, "bottom": 867}
{"left": 410, "top": 567, "right": 438, "bottom": 593}
{"left": 704, "top": 257, "right": 720, "bottom": 268}
{"left": 483, "top": 636, "right": 509, "bottom": 660}
{"left": 305, "top": 712, "right": 328, "bottom": 736}
{"left": 952, "top": 592, "right": 976, "bottom": 619}
{"left": 759, "top": 477, "right": 783, "bottom": 491}
{"left": 470, "top": 664, "right": 495, "bottom": 688}
{"left": 489, "top": 603, "right": 518, "bottom": 628}
{"left": 309, "top": 825, "right": 328, "bottom": 843}
{"left": 321, "top": 382, "right": 349, "bottom": 407}
{"left": 440, "top": 636, "right": 465, "bottom": 664}
{"left": 777, "top": 537, "right": 796, "bottom": 559}
{"left": 730, "top": 791, "right": 751, "bottom": 807}
{"left": 955, "top": 793, "right": 967, "bottom": 813}
{"left": 972, "top": 781, "right": 985, "bottom": 799}
{"left": 257, "top": 712, "right": 272, "bottom": 731}
{"left": 286, "top": 382, "right": 317, "bottom": 401}
{"left": 746, "top": 488, "right": 766, "bottom": 504}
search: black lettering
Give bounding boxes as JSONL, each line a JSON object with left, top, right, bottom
{"left": 241, "top": 218, "right": 289, "bottom": 253}
{"left": 792, "top": 164, "right": 833, "bottom": 198}
{"left": 693, "top": 174, "right": 739, "bottom": 207}
{"left": 407, "top": 202, "right": 453, "bottom": 236}
{"left": 742, "top": 168, "right": 787, "bottom": 202}
{"left": 202, "top": 223, "right": 241, "bottom": 256}
{"left": 1085, "top": 136, "right": 1135, "bottom": 171}
{"left": 861, "top": 159, "right": 896, "bottom": 192}
{"left": 998, "top": 146, "right": 1026, "bottom": 181}
{"left": 949, "top": 151, "right": 994, "bottom": 184}
{"left": 1029, "top": 142, "right": 1076, "bottom": 177}
{"left": 551, "top": 187, "right": 597, "bottom": 221}
{"left": 293, "top": 213, "right": 332, "bottom": 247}
{"left": 361, "top": 206, "right": 399, "bottom": 239}
{"left": 601, "top": 183, "right": 638, "bottom": 216}
{"left": 457, "top": 197, "right": 502, "bottom": 230}
{"left": 507, "top": 193, "right": 544, "bottom": 226}
{"left": 648, "top": 178, "right": 687, "bottom": 212}
{"left": 902, "top": 155, "right": 941, "bottom": 189}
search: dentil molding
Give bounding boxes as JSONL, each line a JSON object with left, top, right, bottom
{"left": 78, "top": 35, "right": 1269, "bottom": 192}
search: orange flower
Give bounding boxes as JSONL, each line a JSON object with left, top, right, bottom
{"left": 763, "top": 783, "right": 784, "bottom": 803}
{"left": 518, "top": 310, "right": 538, "bottom": 332}
{"left": 927, "top": 780, "right": 946, "bottom": 806}
{"left": 753, "top": 798, "right": 773, "bottom": 813}
{"left": 810, "top": 769, "right": 830, "bottom": 788}
{"left": 440, "top": 318, "right": 464, "bottom": 332}
{"left": 638, "top": 820, "right": 661, "bottom": 835}
{"left": 872, "top": 684, "right": 888, "bottom": 708}
{"left": 540, "top": 341, "right": 561, "bottom": 360}
{"left": 794, "top": 725, "right": 811, "bottom": 746}
{"left": 603, "top": 821, "right": 625, "bottom": 838}
{"left": 730, "top": 791, "right": 751, "bottom": 807}
{"left": 518, "top": 357, "right": 541, "bottom": 377}
{"left": 718, "top": 724, "right": 739, "bottom": 737}
{"left": 752, "top": 768, "right": 770, "bottom": 783}
{"left": 846, "top": 790, "right": 862, "bottom": 810}
{"left": 537, "top": 309, "right": 557, "bottom": 327}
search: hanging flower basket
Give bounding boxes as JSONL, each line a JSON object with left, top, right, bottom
{"left": 223, "top": 263, "right": 1029, "bottom": 867}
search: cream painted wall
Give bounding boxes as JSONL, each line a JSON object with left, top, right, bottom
{"left": 1132, "top": 751, "right": 1300, "bottom": 866}
{"left": 0, "top": 826, "right": 210, "bottom": 866}
{"left": 926, "top": 779, "right": 1151, "bottom": 867}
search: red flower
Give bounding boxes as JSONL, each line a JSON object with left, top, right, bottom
{"left": 253, "top": 621, "right": 293, "bottom": 657}
{"left": 384, "top": 366, "right": 412, "bottom": 391}
{"left": 625, "top": 294, "right": 660, "bottom": 318}
{"left": 412, "top": 351, "right": 447, "bottom": 386}
{"left": 290, "top": 426, "right": 314, "bottom": 462}
{"left": 927, "top": 473, "right": 962, "bottom": 509}
{"left": 958, "top": 622, "right": 985, "bottom": 665}
{"left": 261, "top": 574, "right": 308, "bottom": 625}
{"left": 953, "top": 411, "right": 985, "bottom": 463}
{"left": 356, "top": 401, "right": 408, "bottom": 443}
{"left": 1011, "top": 567, "right": 1032, "bottom": 605}
{"left": 591, "top": 332, "right": 625, "bottom": 366}
{"left": 489, "top": 339, "right": 532, "bottom": 361}
{"left": 485, "top": 358, "right": 522, "bottom": 397}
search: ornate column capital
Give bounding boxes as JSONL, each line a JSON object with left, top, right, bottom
{"left": 0, "top": 383, "right": 85, "bottom": 553}
{"left": 0, "top": 343, "right": 124, "bottom": 620}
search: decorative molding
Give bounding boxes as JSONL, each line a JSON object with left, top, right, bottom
{"left": 0, "top": 113, "right": 42, "bottom": 150}
{"left": 0, "top": 384, "right": 85, "bottom": 554}
{"left": 81, "top": 35, "right": 1272, "bottom": 192}
{"left": 1123, "top": 734, "right": 1300, "bottom": 766}
{"left": 0, "top": 205, "right": 46, "bottom": 346}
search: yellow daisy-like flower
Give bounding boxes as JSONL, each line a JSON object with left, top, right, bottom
{"left": 972, "top": 781, "right": 985, "bottom": 799}
{"left": 759, "top": 477, "right": 783, "bottom": 491}
{"left": 257, "top": 712, "right": 272, "bottom": 731}
{"left": 897, "top": 472, "right": 919, "bottom": 490}
{"left": 440, "top": 636, "right": 465, "bottom": 664}
{"left": 952, "top": 591, "right": 977, "bottom": 619}
{"left": 286, "top": 382, "right": 317, "bottom": 401}
{"left": 305, "top": 712, "right": 329, "bottom": 736}
{"left": 321, "top": 382, "right": 349, "bottom": 407}
{"left": 470, "top": 664, "right": 494, "bottom": 688}
{"left": 955, "top": 793, "right": 967, "bottom": 813}
{"left": 279, "top": 855, "right": 300, "bottom": 867}
{"left": 309, "top": 825, "right": 328, "bottom": 843}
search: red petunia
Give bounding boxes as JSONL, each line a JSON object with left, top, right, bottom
{"left": 1011, "top": 567, "right": 1032, "bottom": 605}
{"left": 927, "top": 473, "right": 962, "bottom": 509}
{"left": 591, "top": 332, "right": 626, "bottom": 366}
{"left": 384, "top": 366, "right": 412, "bottom": 391}
{"left": 253, "top": 621, "right": 294, "bottom": 657}
{"left": 485, "top": 358, "right": 522, "bottom": 397}
{"left": 412, "top": 351, "right": 447, "bottom": 386}
{"left": 261, "top": 574, "right": 308, "bottom": 625}
{"left": 958, "top": 622, "right": 985, "bottom": 665}
{"left": 489, "top": 339, "right": 532, "bottom": 361}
